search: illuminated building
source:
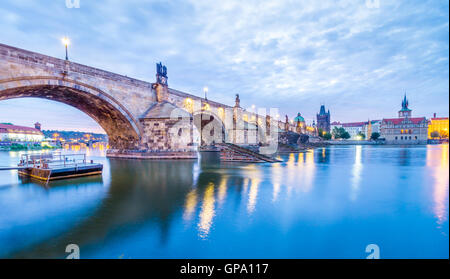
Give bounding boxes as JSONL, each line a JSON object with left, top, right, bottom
{"left": 331, "top": 120, "right": 380, "bottom": 139}
{"left": 293, "top": 113, "right": 306, "bottom": 134}
{"left": 0, "top": 123, "right": 44, "bottom": 142}
{"left": 428, "top": 114, "right": 449, "bottom": 139}
{"left": 342, "top": 122, "right": 367, "bottom": 139}
{"left": 380, "top": 95, "right": 428, "bottom": 144}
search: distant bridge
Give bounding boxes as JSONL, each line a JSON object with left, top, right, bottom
{"left": 0, "top": 43, "right": 314, "bottom": 159}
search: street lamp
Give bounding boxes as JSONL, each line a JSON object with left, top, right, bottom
{"left": 203, "top": 86, "right": 208, "bottom": 100}
{"left": 61, "top": 37, "right": 70, "bottom": 60}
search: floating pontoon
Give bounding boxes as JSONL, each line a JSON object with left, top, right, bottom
{"left": 17, "top": 152, "right": 103, "bottom": 181}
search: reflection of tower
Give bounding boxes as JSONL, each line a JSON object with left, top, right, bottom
{"left": 398, "top": 94, "right": 412, "bottom": 118}
{"left": 316, "top": 105, "right": 331, "bottom": 133}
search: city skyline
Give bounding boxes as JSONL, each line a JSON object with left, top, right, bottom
{"left": 0, "top": 0, "right": 448, "bottom": 132}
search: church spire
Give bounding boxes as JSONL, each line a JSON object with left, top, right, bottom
{"left": 402, "top": 93, "right": 408, "bottom": 110}
{"left": 399, "top": 93, "right": 412, "bottom": 118}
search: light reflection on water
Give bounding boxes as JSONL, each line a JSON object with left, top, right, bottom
{"left": 0, "top": 145, "right": 448, "bottom": 258}
{"left": 427, "top": 145, "right": 449, "bottom": 228}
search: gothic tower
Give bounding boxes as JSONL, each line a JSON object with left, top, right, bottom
{"left": 316, "top": 105, "right": 331, "bottom": 133}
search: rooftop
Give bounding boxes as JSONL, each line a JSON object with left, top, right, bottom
{"left": 0, "top": 123, "right": 43, "bottom": 135}
{"left": 342, "top": 122, "right": 367, "bottom": 127}
{"left": 381, "top": 117, "right": 426, "bottom": 125}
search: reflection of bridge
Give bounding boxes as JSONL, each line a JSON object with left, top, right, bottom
{"left": 0, "top": 43, "right": 314, "bottom": 159}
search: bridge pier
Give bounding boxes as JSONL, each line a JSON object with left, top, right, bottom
{"left": 106, "top": 101, "right": 199, "bottom": 159}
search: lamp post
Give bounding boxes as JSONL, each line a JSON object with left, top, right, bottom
{"left": 62, "top": 37, "right": 70, "bottom": 60}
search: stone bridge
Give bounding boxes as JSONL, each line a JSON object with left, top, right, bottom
{"left": 0, "top": 43, "right": 313, "bottom": 159}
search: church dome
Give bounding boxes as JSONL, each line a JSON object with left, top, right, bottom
{"left": 294, "top": 113, "right": 305, "bottom": 122}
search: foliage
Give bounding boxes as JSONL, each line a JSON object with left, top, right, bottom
{"left": 318, "top": 128, "right": 324, "bottom": 137}
{"left": 357, "top": 132, "right": 366, "bottom": 140}
{"left": 332, "top": 127, "right": 351, "bottom": 139}
{"left": 370, "top": 132, "right": 380, "bottom": 140}
{"left": 322, "top": 132, "right": 332, "bottom": 140}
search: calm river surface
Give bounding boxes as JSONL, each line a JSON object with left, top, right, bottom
{"left": 0, "top": 145, "right": 448, "bottom": 259}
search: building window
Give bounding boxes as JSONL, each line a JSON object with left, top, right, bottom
{"left": 401, "top": 136, "right": 403, "bottom": 140}
{"left": 415, "top": 136, "right": 417, "bottom": 140}
{"left": 395, "top": 136, "right": 398, "bottom": 140}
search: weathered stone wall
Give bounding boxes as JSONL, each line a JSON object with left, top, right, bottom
{"left": 140, "top": 118, "right": 197, "bottom": 152}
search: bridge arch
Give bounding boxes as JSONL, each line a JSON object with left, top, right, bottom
{"left": 191, "top": 110, "right": 227, "bottom": 146}
{"left": 0, "top": 77, "right": 143, "bottom": 150}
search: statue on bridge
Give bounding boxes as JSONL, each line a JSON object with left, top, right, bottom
{"left": 156, "top": 62, "right": 167, "bottom": 77}
{"left": 235, "top": 94, "right": 240, "bottom": 108}
{"left": 156, "top": 62, "right": 168, "bottom": 85}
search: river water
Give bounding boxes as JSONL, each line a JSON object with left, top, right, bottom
{"left": 0, "top": 145, "right": 448, "bottom": 259}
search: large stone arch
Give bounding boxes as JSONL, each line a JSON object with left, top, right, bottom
{"left": 0, "top": 77, "right": 143, "bottom": 150}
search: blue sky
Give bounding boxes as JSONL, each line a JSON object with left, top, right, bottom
{"left": 0, "top": 0, "right": 448, "bottom": 133}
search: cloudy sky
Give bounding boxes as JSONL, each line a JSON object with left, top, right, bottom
{"left": 0, "top": 0, "right": 448, "bottom": 133}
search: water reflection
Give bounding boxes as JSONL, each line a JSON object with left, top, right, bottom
{"left": 183, "top": 189, "right": 197, "bottom": 222}
{"left": 0, "top": 145, "right": 448, "bottom": 258}
{"left": 247, "top": 178, "right": 261, "bottom": 214}
{"left": 302, "top": 150, "right": 316, "bottom": 193}
{"left": 398, "top": 148, "right": 411, "bottom": 166}
{"left": 217, "top": 177, "right": 228, "bottom": 208}
{"left": 198, "top": 182, "right": 215, "bottom": 238}
{"left": 8, "top": 158, "right": 196, "bottom": 258}
{"left": 350, "top": 146, "right": 363, "bottom": 201}
{"left": 427, "top": 145, "right": 449, "bottom": 229}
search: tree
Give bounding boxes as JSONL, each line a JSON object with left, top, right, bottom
{"left": 430, "top": 131, "right": 440, "bottom": 139}
{"left": 332, "top": 127, "right": 350, "bottom": 139}
{"left": 370, "top": 132, "right": 380, "bottom": 140}
{"left": 318, "top": 128, "right": 324, "bottom": 137}
{"left": 342, "top": 131, "right": 351, "bottom": 139}
{"left": 323, "top": 132, "right": 332, "bottom": 140}
{"left": 357, "top": 132, "right": 366, "bottom": 140}
{"left": 440, "top": 130, "right": 449, "bottom": 139}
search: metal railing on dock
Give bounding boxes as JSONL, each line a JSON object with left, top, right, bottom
{"left": 18, "top": 152, "right": 93, "bottom": 169}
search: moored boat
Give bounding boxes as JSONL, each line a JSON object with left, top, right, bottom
{"left": 17, "top": 152, "right": 103, "bottom": 181}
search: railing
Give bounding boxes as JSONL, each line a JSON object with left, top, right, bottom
{"left": 19, "top": 152, "right": 92, "bottom": 169}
